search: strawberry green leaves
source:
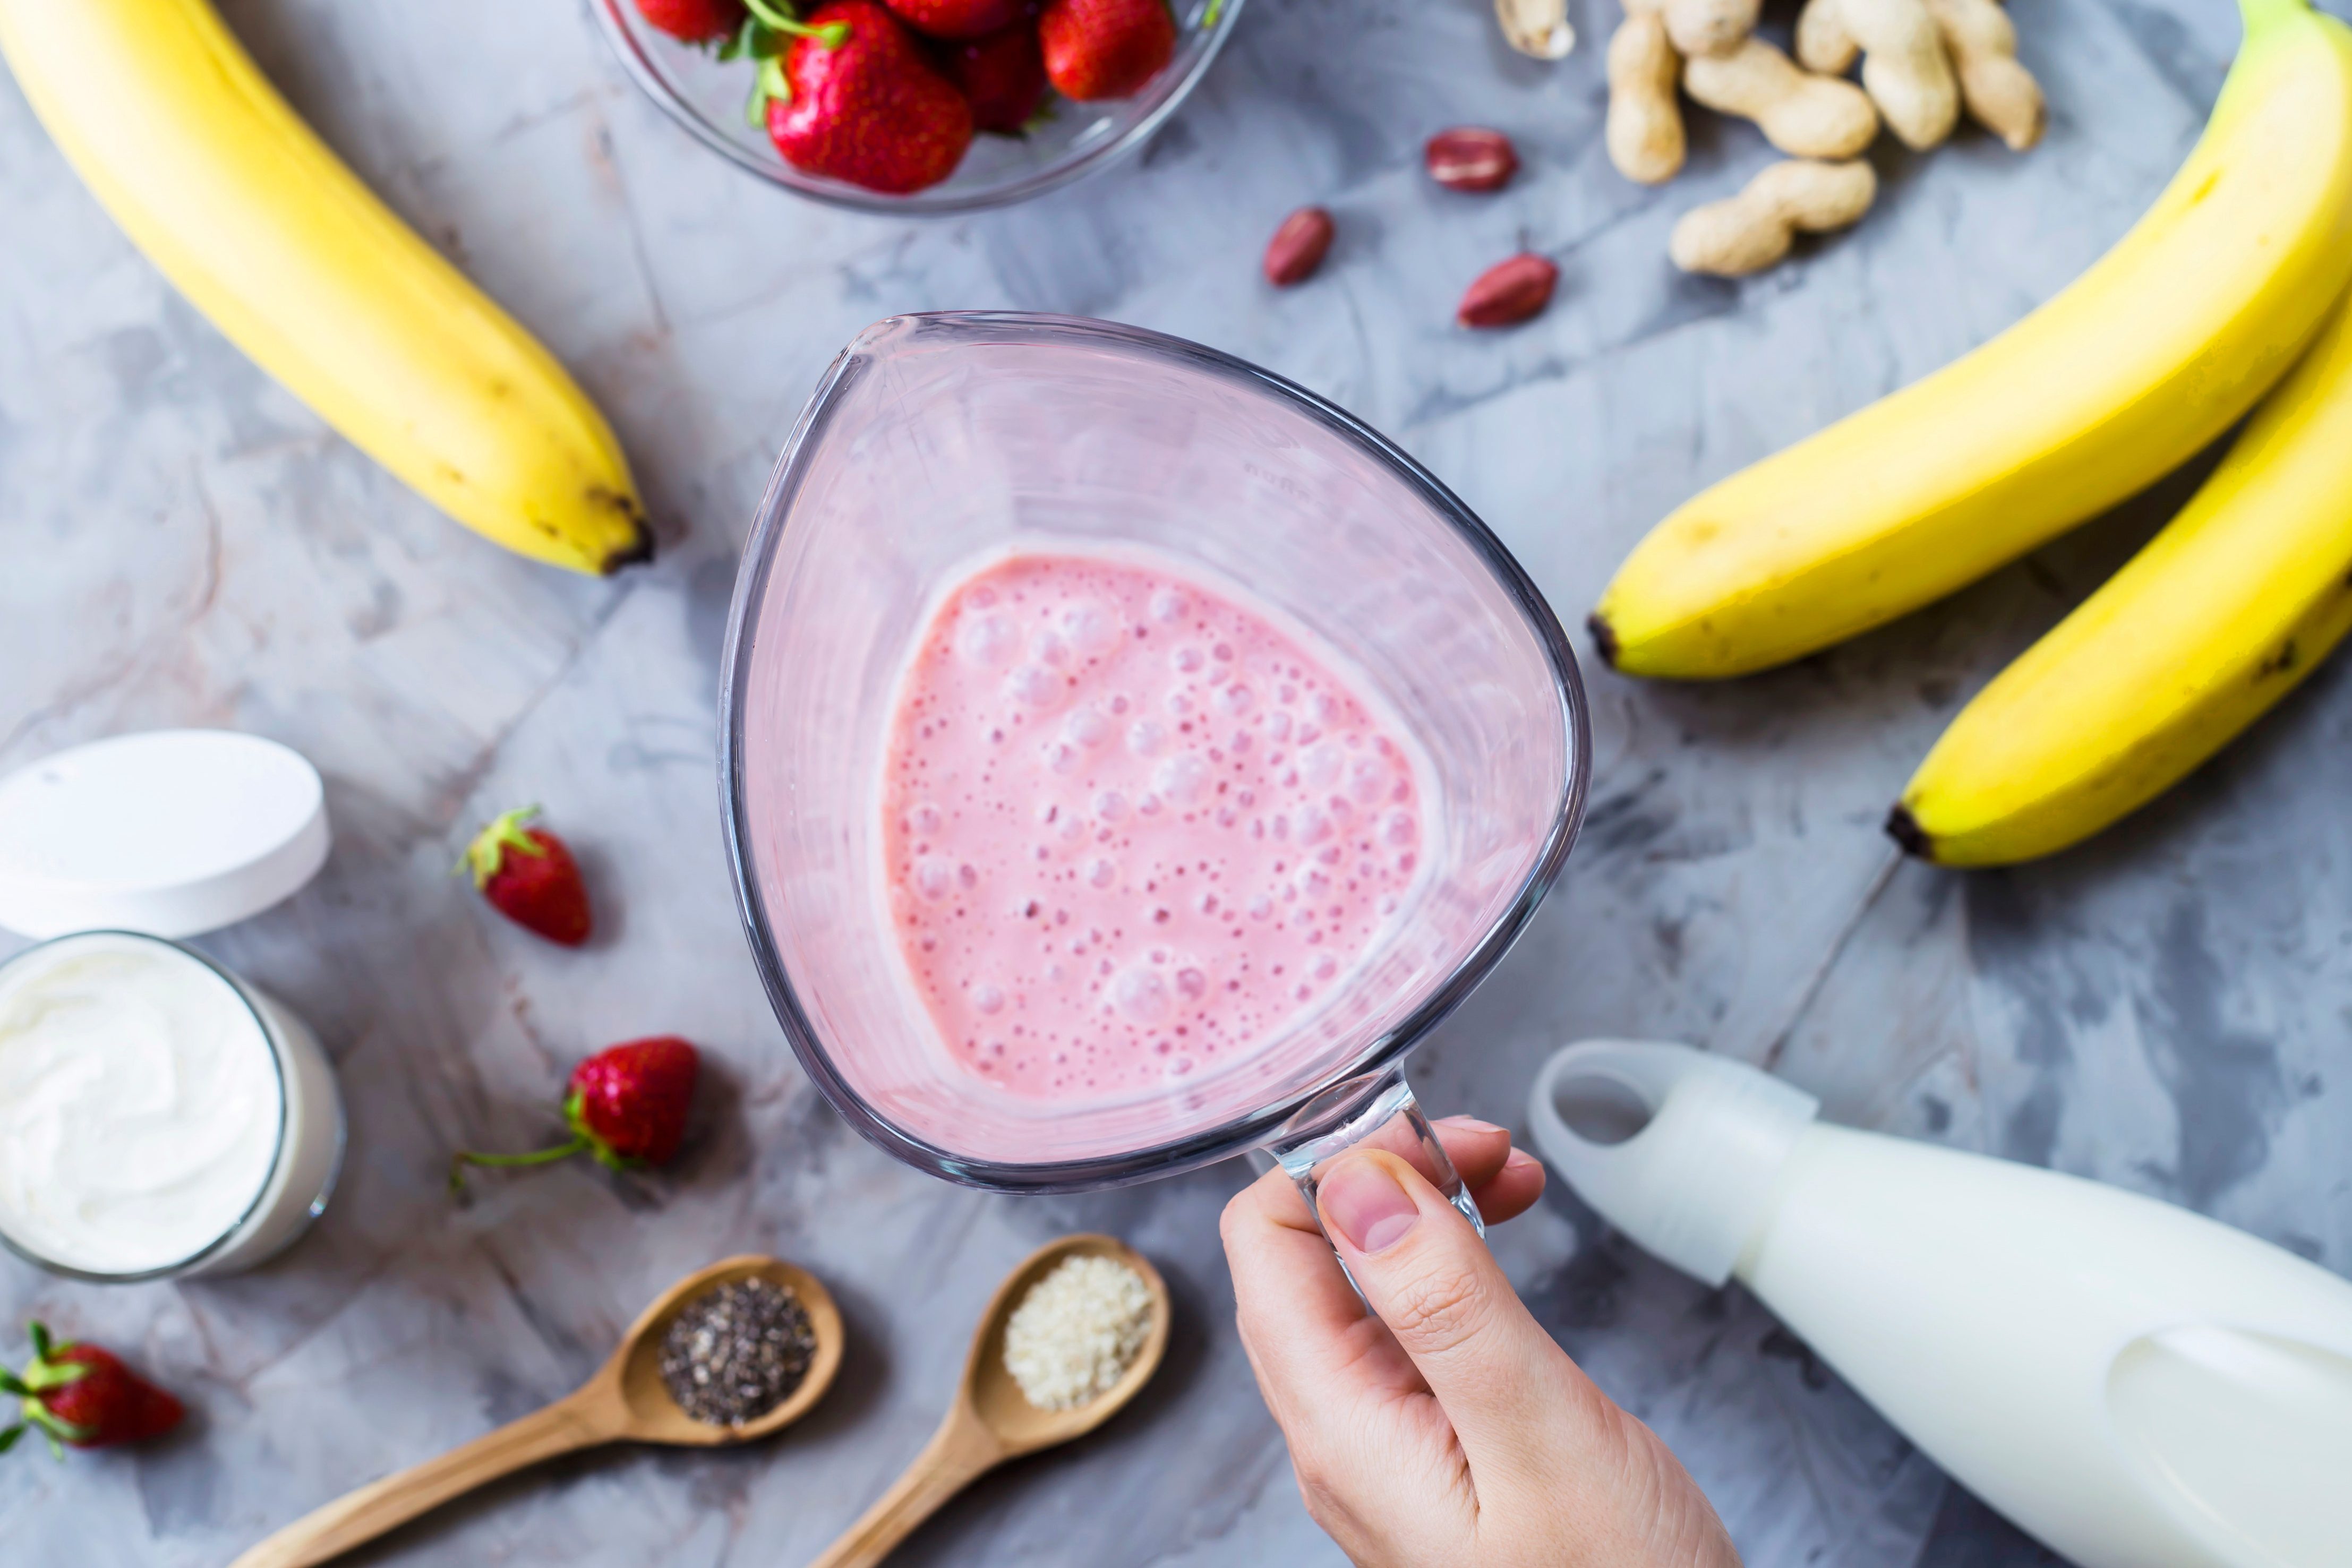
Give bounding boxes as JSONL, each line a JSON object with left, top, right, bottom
{"left": 730, "top": 0, "right": 851, "bottom": 121}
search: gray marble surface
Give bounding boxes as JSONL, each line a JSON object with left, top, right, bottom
{"left": 3, "top": 0, "right": 2347, "bottom": 1562}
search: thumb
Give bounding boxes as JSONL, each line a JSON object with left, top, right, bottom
{"left": 1316, "top": 1150, "right": 1606, "bottom": 1485}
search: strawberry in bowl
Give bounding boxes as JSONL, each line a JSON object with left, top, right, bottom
{"left": 1039, "top": 0, "right": 1173, "bottom": 100}
{"left": 640, "top": 0, "right": 749, "bottom": 42}
{"left": 885, "top": 0, "right": 1028, "bottom": 39}
{"left": 759, "top": 0, "right": 975, "bottom": 194}
{"left": 598, "top": 0, "right": 1233, "bottom": 205}
{"left": 945, "top": 22, "right": 1049, "bottom": 134}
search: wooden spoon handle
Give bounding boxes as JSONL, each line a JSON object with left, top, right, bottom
{"left": 229, "top": 1387, "right": 623, "bottom": 1568}
{"left": 807, "top": 1410, "right": 1005, "bottom": 1568}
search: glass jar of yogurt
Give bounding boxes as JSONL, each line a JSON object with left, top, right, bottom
{"left": 0, "top": 930, "right": 346, "bottom": 1281}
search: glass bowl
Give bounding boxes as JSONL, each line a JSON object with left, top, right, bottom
{"left": 720, "top": 313, "right": 1589, "bottom": 1192}
{"left": 589, "top": 0, "right": 1246, "bottom": 214}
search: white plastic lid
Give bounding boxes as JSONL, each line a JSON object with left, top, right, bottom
{"left": 0, "top": 730, "right": 330, "bottom": 939}
{"left": 1527, "top": 1040, "right": 1820, "bottom": 1287}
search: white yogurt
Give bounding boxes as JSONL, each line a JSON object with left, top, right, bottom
{"left": 0, "top": 931, "right": 343, "bottom": 1278}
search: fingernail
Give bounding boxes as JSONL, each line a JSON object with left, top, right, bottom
{"left": 1504, "top": 1148, "right": 1540, "bottom": 1171}
{"left": 1438, "top": 1116, "right": 1507, "bottom": 1135}
{"left": 1320, "top": 1158, "right": 1421, "bottom": 1254}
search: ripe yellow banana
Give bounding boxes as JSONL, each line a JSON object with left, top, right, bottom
{"left": 1892, "top": 289, "right": 2352, "bottom": 866}
{"left": 0, "top": 0, "right": 650, "bottom": 576}
{"left": 1590, "top": 0, "right": 2352, "bottom": 679}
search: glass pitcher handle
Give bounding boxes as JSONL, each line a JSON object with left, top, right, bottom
{"left": 1258, "top": 1066, "right": 1486, "bottom": 1248}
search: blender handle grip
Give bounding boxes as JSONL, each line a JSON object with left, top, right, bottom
{"left": 1524, "top": 1039, "right": 1822, "bottom": 1288}
{"left": 1262, "top": 1065, "right": 1486, "bottom": 1249}
{"left": 1523, "top": 1039, "right": 1708, "bottom": 1181}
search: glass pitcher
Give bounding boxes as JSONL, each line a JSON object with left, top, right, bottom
{"left": 719, "top": 313, "right": 1588, "bottom": 1218}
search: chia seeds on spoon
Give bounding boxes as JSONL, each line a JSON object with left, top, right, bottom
{"left": 658, "top": 1277, "right": 816, "bottom": 1426}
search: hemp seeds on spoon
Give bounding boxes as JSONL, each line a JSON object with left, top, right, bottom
{"left": 1002, "top": 1253, "right": 1155, "bottom": 1411}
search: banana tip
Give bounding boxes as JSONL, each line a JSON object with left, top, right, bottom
{"left": 1585, "top": 612, "right": 1620, "bottom": 670}
{"left": 1884, "top": 803, "right": 1933, "bottom": 860}
{"left": 601, "top": 527, "right": 657, "bottom": 575}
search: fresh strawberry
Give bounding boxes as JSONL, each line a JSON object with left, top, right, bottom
{"left": 1037, "top": 0, "right": 1172, "bottom": 100}
{"left": 948, "top": 22, "right": 1048, "bottom": 133}
{"left": 766, "top": 1, "right": 974, "bottom": 194}
{"left": 461, "top": 806, "right": 592, "bottom": 948}
{"left": 567, "top": 1038, "right": 700, "bottom": 1163}
{"left": 2, "top": 1324, "right": 184, "bottom": 1459}
{"left": 637, "top": 0, "right": 748, "bottom": 42}
{"left": 885, "top": 0, "right": 1025, "bottom": 39}
{"left": 451, "top": 1036, "right": 701, "bottom": 1189}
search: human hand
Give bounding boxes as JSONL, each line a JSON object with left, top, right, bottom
{"left": 1221, "top": 1118, "right": 1740, "bottom": 1568}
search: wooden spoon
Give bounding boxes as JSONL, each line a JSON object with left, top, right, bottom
{"left": 809, "top": 1232, "right": 1170, "bottom": 1568}
{"left": 231, "top": 1255, "right": 844, "bottom": 1568}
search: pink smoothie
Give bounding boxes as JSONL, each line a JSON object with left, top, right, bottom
{"left": 880, "top": 552, "right": 1427, "bottom": 1101}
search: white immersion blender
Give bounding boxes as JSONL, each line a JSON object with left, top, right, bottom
{"left": 1527, "top": 1040, "right": 2352, "bottom": 1568}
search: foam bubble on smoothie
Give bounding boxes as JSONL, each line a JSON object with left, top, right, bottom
{"left": 1005, "top": 663, "right": 1065, "bottom": 709}
{"left": 1153, "top": 754, "right": 1210, "bottom": 806}
{"left": 1060, "top": 600, "right": 1124, "bottom": 655}
{"left": 1112, "top": 966, "right": 1173, "bottom": 1024}
{"left": 957, "top": 612, "right": 1018, "bottom": 665}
